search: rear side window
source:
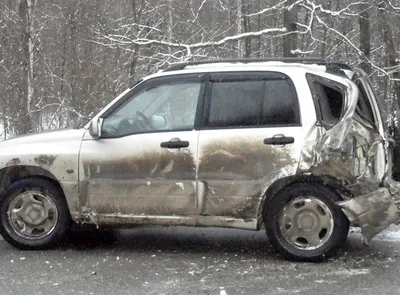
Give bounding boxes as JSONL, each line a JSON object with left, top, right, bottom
{"left": 206, "top": 75, "right": 300, "bottom": 128}
{"left": 208, "top": 81, "right": 264, "bottom": 128}
{"left": 262, "top": 79, "right": 300, "bottom": 125}
{"left": 307, "top": 74, "right": 345, "bottom": 127}
{"left": 314, "top": 83, "right": 343, "bottom": 121}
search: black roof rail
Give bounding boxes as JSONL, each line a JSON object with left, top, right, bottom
{"left": 163, "top": 58, "right": 353, "bottom": 72}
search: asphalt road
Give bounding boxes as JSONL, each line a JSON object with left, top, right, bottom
{"left": 1, "top": 226, "right": 400, "bottom": 295}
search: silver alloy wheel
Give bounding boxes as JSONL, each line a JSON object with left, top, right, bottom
{"left": 7, "top": 190, "right": 58, "bottom": 240}
{"left": 279, "top": 196, "right": 334, "bottom": 250}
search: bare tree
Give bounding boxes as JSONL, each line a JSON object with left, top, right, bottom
{"left": 359, "top": 2, "right": 372, "bottom": 74}
{"left": 283, "top": 0, "right": 299, "bottom": 57}
{"left": 377, "top": 0, "right": 400, "bottom": 107}
{"left": 1, "top": 0, "right": 400, "bottom": 137}
{"left": 17, "top": 0, "right": 36, "bottom": 133}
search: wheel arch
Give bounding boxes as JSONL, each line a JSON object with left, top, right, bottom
{"left": 0, "top": 165, "right": 64, "bottom": 198}
{"left": 259, "top": 174, "right": 351, "bottom": 227}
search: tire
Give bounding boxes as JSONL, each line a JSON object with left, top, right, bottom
{"left": 0, "top": 178, "right": 71, "bottom": 250}
{"left": 265, "top": 182, "right": 349, "bottom": 262}
{"left": 391, "top": 110, "right": 400, "bottom": 181}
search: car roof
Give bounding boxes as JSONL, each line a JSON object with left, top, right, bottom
{"left": 144, "top": 60, "right": 354, "bottom": 81}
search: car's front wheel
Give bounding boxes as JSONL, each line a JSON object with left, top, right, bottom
{"left": 0, "top": 178, "right": 71, "bottom": 250}
{"left": 265, "top": 182, "right": 349, "bottom": 262}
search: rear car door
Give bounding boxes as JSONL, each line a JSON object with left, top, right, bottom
{"left": 197, "top": 72, "right": 304, "bottom": 220}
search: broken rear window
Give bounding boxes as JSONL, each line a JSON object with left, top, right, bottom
{"left": 307, "top": 75, "right": 345, "bottom": 128}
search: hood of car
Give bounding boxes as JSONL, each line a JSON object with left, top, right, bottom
{"left": 0, "top": 128, "right": 85, "bottom": 148}
{"left": 0, "top": 128, "right": 86, "bottom": 167}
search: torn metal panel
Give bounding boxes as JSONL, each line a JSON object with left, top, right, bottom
{"left": 299, "top": 81, "right": 382, "bottom": 179}
{"left": 299, "top": 77, "right": 399, "bottom": 241}
{"left": 340, "top": 187, "right": 400, "bottom": 242}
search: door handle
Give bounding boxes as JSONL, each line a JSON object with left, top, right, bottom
{"left": 264, "top": 135, "right": 295, "bottom": 145}
{"left": 160, "top": 139, "right": 189, "bottom": 149}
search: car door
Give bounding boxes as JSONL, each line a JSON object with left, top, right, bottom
{"left": 197, "top": 72, "right": 303, "bottom": 220}
{"left": 79, "top": 74, "right": 205, "bottom": 217}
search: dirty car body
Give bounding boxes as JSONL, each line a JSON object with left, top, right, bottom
{"left": 0, "top": 59, "right": 398, "bottom": 261}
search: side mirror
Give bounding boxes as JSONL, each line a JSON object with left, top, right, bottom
{"left": 151, "top": 115, "right": 168, "bottom": 130}
{"left": 89, "top": 118, "right": 104, "bottom": 139}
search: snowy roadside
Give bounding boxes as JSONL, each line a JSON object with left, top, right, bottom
{"left": 369, "top": 225, "right": 400, "bottom": 242}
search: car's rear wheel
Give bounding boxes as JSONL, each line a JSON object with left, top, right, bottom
{"left": 0, "top": 178, "right": 71, "bottom": 250}
{"left": 265, "top": 182, "right": 349, "bottom": 262}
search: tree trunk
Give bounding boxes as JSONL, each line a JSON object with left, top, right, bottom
{"left": 26, "top": 0, "right": 35, "bottom": 130}
{"left": 236, "top": 0, "right": 244, "bottom": 58}
{"left": 255, "top": 0, "right": 262, "bottom": 58}
{"left": 282, "top": 0, "right": 299, "bottom": 57}
{"left": 168, "top": 0, "right": 173, "bottom": 56}
{"left": 129, "top": 0, "right": 140, "bottom": 82}
{"left": 377, "top": 0, "right": 400, "bottom": 108}
{"left": 18, "top": 0, "right": 36, "bottom": 134}
{"left": 242, "top": 2, "right": 251, "bottom": 58}
{"left": 359, "top": 3, "right": 372, "bottom": 74}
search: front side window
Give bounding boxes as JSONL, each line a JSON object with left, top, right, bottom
{"left": 102, "top": 81, "right": 202, "bottom": 138}
{"left": 206, "top": 75, "right": 300, "bottom": 128}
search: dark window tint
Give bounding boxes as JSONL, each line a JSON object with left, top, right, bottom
{"left": 262, "top": 79, "right": 300, "bottom": 125}
{"left": 313, "top": 82, "right": 343, "bottom": 122}
{"left": 208, "top": 81, "right": 264, "bottom": 128}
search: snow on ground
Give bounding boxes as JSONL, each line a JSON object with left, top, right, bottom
{"left": 373, "top": 225, "right": 400, "bottom": 241}
{"left": 350, "top": 225, "right": 400, "bottom": 242}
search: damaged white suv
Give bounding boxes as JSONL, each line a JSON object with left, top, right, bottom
{"left": 0, "top": 58, "right": 398, "bottom": 261}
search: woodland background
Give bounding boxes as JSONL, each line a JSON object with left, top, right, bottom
{"left": 0, "top": 0, "right": 399, "bottom": 138}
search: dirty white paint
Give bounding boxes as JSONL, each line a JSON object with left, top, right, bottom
{"left": 176, "top": 182, "right": 184, "bottom": 190}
